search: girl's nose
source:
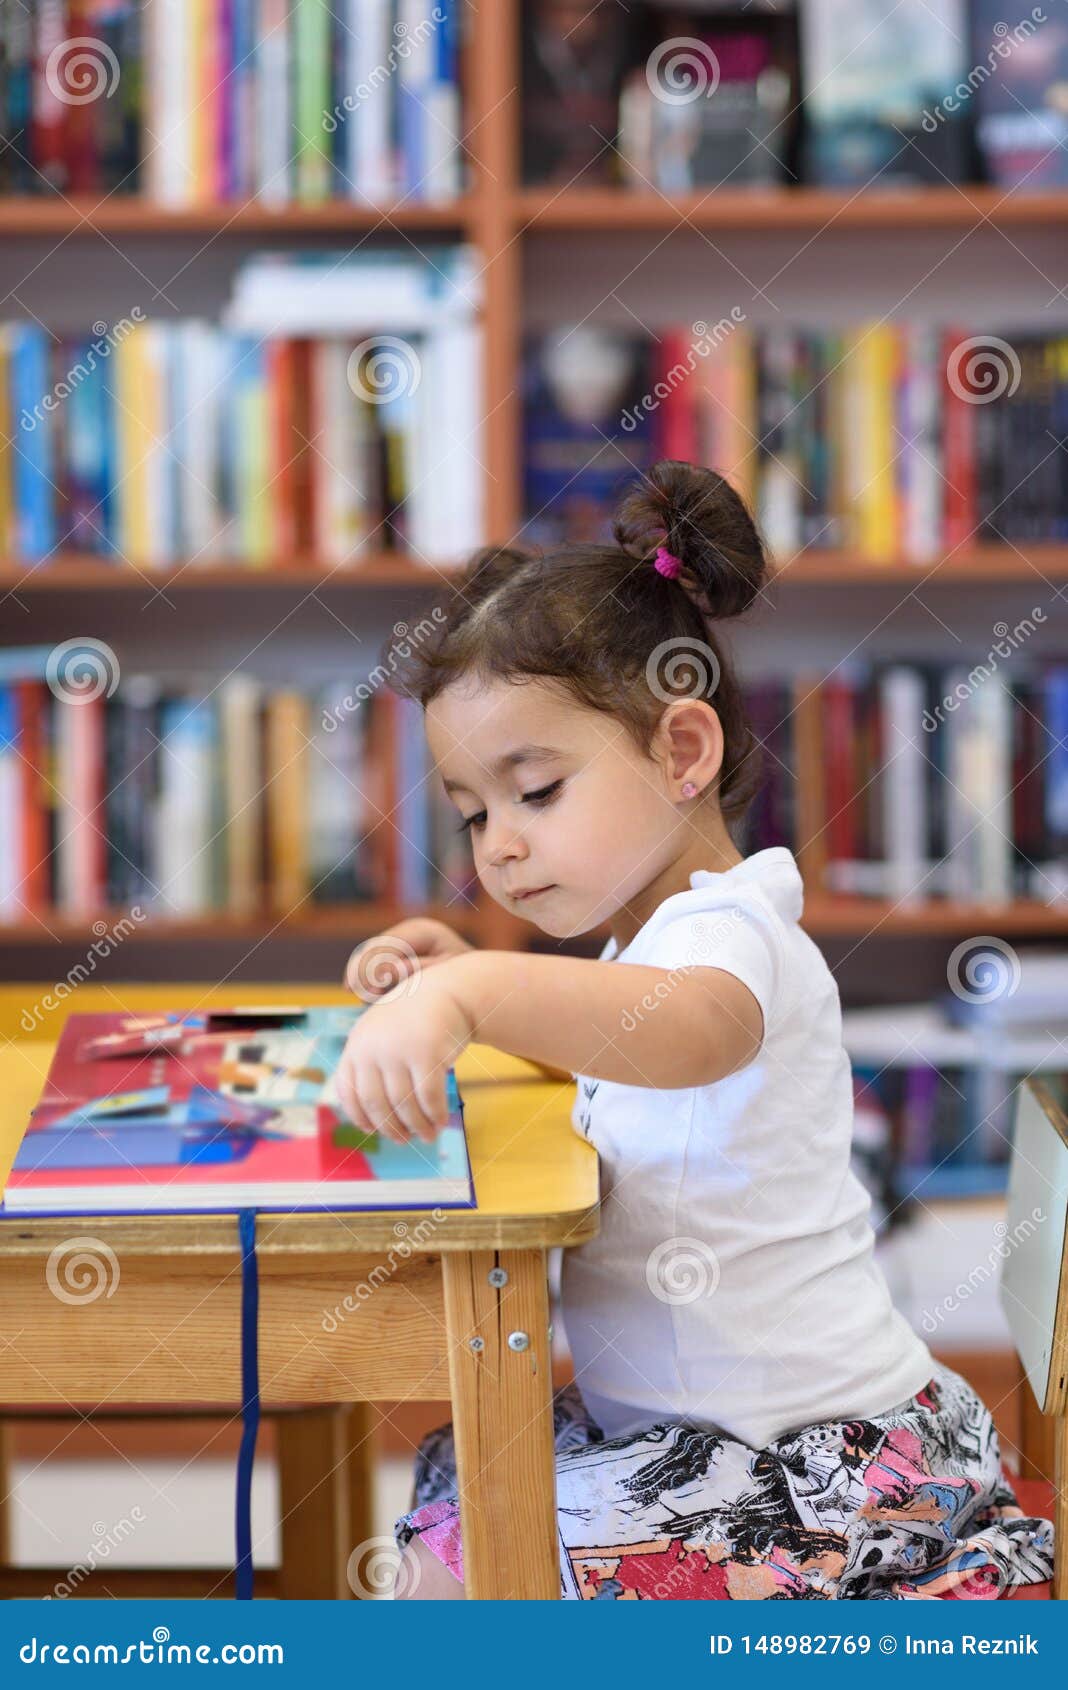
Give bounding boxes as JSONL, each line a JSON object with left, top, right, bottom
{"left": 482, "top": 814, "right": 530, "bottom": 867}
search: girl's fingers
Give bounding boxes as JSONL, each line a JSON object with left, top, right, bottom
{"left": 358, "top": 1063, "right": 409, "bottom": 1145}
{"left": 334, "top": 1052, "right": 374, "bottom": 1137}
{"left": 381, "top": 1064, "right": 437, "bottom": 1145}
{"left": 412, "top": 1065, "right": 450, "bottom": 1134}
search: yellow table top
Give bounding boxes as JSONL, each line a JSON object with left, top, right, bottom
{"left": 0, "top": 984, "right": 599, "bottom": 1253}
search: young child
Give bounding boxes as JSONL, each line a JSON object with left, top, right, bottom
{"left": 334, "top": 459, "right": 1055, "bottom": 1602}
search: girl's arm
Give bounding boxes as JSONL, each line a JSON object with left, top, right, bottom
{"left": 440, "top": 949, "right": 764, "bottom": 1089}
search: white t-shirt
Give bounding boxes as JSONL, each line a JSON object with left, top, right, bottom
{"left": 559, "top": 845, "right": 934, "bottom": 1450}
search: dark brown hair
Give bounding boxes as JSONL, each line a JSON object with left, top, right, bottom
{"left": 388, "top": 459, "right": 771, "bottom": 830}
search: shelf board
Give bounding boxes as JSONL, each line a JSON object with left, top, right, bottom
{"left": 0, "top": 901, "right": 479, "bottom": 944}
{"left": 2, "top": 897, "right": 1066, "bottom": 943}
{"left": 0, "top": 196, "right": 480, "bottom": 235}
{"left": 771, "top": 545, "right": 1068, "bottom": 585}
{"left": 512, "top": 185, "right": 1068, "bottom": 233}
{"left": 0, "top": 553, "right": 460, "bottom": 591}
{"left": 802, "top": 896, "right": 1068, "bottom": 938}
{"left": 3, "top": 547, "right": 1065, "bottom": 593}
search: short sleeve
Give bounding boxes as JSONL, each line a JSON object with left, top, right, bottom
{"left": 635, "top": 898, "right": 783, "bottom": 1036}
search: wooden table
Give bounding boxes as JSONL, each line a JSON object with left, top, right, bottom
{"left": 0, "top": 984, "right": 598, "bottom": 1599}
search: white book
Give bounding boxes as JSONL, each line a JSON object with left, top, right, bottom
{"left": 256, "top": 0, "right": 292, "bottom": 203}
{"left": 879, "top": 666, "right": 929, "bottom": 904}
{"left": 156, "top": 707, "right": 216, "bottom": 915}
{"left": 222, "top": 247, "right": 482, "bottom": 336}
{"left": 437, "top": 317, "right": 483, "bottom": 557}
{"left": 900, "top": 323, "right": 942, "bottom": 565}
{"left": 311, "top": 340, "right": 366, "bottom": 562}
{"left": 350, "top": 0, "right": 395, "bottom": 202}
{"left": 140, "top": 323, "right": 176, "bottom": 569}
{"left": 146, "top": 0, "right": 195, "bottom": 205}
{"left": 944, "top": 669, "right": 1013, "bottom": 904}
{"left": 220, "top": 676, "right": 262, "bottom": 915}
{"left": 0, "top": 733, "right": 19, "bottom": 918}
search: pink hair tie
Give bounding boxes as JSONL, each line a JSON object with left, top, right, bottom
{"left": 653, "top": 545, "right": 682, "bottom": 579}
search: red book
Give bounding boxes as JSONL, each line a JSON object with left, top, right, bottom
{"left": 14, "top": 679, "right": 50, "bottom": 915}
{"left": 942, "top": 328, "right": 977, "bottom": 550}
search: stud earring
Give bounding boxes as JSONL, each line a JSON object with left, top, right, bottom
{"left": 681, "top": 781, "right": 699, "bottom": 799}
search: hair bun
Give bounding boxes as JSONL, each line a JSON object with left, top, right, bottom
{"left": 612, "top": 459, "right": 768, "bottom": 620}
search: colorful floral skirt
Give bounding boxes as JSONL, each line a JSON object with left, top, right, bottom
{"left": 393, "top": 1361, "right": 1054, "bottom": 1599}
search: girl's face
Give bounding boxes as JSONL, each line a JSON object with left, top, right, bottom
{"left": 424, "top": 673, "right": 692, "bottom": 939}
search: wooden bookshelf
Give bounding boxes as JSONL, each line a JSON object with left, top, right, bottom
{"left": 1, "top": 0, "right": 1066, "bottom": 962}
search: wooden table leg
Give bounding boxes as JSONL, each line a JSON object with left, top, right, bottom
{"left": 442, "top": 1247, "right": 558, "bottom": 1599}
{"left": 277, "top": 1403, "right": 377, "bottom": 1599}
{"left": 0, "top": 1421, "right": 12, "bottom": 1567}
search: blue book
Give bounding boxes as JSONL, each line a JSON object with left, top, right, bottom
{"left": 10, "top": 326, "right": 56, "bottom": 559}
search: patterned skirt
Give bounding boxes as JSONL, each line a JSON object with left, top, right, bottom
{"left": 392, "top": 1360, "right": 1054, "bottom": 1599}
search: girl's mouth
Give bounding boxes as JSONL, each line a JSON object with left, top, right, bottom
{"left": 510, "top": 885, "right": 555, "bottom": 901}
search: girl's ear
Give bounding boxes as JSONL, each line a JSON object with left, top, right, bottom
{"left": 656, "top": 699, "right": 725, "bottom": 796}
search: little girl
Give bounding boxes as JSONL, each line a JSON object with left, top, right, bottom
{"left": 334, "top": 459, "right": 1055, "bottom": 1602}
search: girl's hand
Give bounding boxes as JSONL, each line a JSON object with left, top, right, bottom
{"left": 334, "top": 968, "right": 475, "bottom": 1146}
{"left": 343, "top": 917, "right": 475, "bottom": 1001}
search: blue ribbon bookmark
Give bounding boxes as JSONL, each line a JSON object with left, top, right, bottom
{"left": 235, "top": 1207, "right": 260, "bottom": 1599}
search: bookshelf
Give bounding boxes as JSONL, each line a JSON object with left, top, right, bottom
{"left": 1, "top": 0, "right": 1067, "bottom": 974}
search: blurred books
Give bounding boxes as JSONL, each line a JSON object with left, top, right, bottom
{"left": 523, "top": 322, "right": 1068, "bottom": 560}
{"left": 0, "top": 245, "right": 483, "bottom": 567}
{"left": 0, "top": 0, "right": 463, "bottom": 204}
{"left": 0, "top": 650, "right": 477, "bottom": 921}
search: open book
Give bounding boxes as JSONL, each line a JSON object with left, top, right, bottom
{"left": 4, "top": 1005, "right": 474, "bottom": 1216}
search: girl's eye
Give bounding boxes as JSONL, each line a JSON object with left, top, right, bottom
{"left": 456, "top": 810, "right": 486, "bottom": 835}
{"left": 521, "top": 778, "right": 564, "bottom": 807}
{"left": 454, "top": 780, "right": 563, "bottom": 835}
